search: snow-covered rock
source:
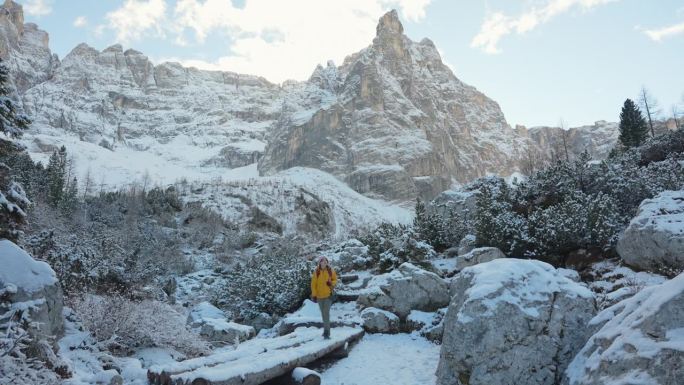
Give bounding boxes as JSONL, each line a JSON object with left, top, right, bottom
{"left": 457, "top": 234, "right": 477, "bottom": 256}
{"left": 292, "top": 367, "right": 321, "bottom": 385}
{"left": 617, "top": 190, "right": 684, "bottom": 273}
{"left": 187, "top": 302, "right": 255, "bottom": 344}
{"left": 406, "top": 308, "right": 447, "bottom": 342}
{"left": 360, "top": 307, "right": 400, "bottom": 334}
{"left": 453, "top": 247, "right": 505, "bottom": 271}
{"left": 437, "top": 258, "right": 596, "bottom": 385}
{"left": 564, "top": 272, "right": 684, "bottom": 385}
{"left": 357, "top": 262, "right": 449, "bottom": 318}
{"left": 0, "top": 239, "right": 63, "bottom": 340}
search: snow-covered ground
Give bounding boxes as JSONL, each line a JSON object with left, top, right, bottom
{"left": 321, "top": 333, "right": 440, "bottom": 385}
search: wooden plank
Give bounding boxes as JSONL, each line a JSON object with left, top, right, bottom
{"left": 148, "top": 327, "right": 364, "bottom": 385}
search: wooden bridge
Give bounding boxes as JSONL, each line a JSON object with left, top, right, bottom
{"left": 147, "top": 326, "right": 364, "bottom": 385}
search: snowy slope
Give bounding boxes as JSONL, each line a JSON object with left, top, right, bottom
{"left": 184, "top": 167, "right": 412, "bottom": 238}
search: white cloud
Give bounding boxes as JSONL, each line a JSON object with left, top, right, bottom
{"left": 105, "top": 0, "right": 167, "bottom": 43}
{"left": 643, "top": 21, "right": 684, "bottom": 42}
{"left": 23, "top": 0, "right": 53, "bottom": 17}
{"left": 73, "top": 16, "right": 88, "bottom": 28}
{"left": 165, "top": 0, "right": 432, "bottom": 83}
{"left": 472, "top": 0, "right": 621, "bottom": 54}
{"left": 102, "top": 0, "right": 431, "bottom": 83}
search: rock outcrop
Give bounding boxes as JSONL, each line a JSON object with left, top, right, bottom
{"left": 522, "top": 121, "right": 619, "bottom": 162}
{"left": 357, "top": 262, "right": 449, "bottom": 318}
{"left": 437, "top": 258, "right": 596, "bottom": 385}
{"left": 259, "top": 10, "right": 528, "bottom": 201}
{"left": 453, "top": 247, "right": 505, "bottom": 271}
{"left": 564, "top": 272, "right": 684, "bottom": 385}
{"left": 617, "top": 190, "right": 684, "bottom": 273}
{"left": 0, "top": 1, "right": 57, "bottom": 94}
{"left": 360, "top": 307, "right": 400, "bottom": 333}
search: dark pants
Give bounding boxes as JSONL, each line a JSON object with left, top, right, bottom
{"left": 318, "top": 297, "right": 332, "bottom": 337}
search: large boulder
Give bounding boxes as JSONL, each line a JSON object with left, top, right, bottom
{"left": 436, "top": 259, "right": 596, "bottom": 385}
{"left": 360, "top": 307, "right": 400, "bottom": 334}
{"left": 0, "top": 239, "right": 63, "bottom": 340}
{"left": 454, "top": 247, "right": 505, "bottom": 271}
{"left": 187, "top": 302, "right": 255, "bottom": 343}
{"left": 564, "top": 272, "right": 684, "bottom": 385}
{"left": 357, "top": 262, "right": 449, "bottom": 318}
{"left": 617, "top": 190, "right": 684, "bottom": 273}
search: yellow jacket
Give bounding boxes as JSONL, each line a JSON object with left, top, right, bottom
{"left": 311, "top": 267, "right": 337, "bottom": 299}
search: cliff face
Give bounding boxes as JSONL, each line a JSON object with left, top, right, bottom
{"left": 258, "top": 11, "right": 528, "bottom": 201}
{"left": 0, "top": 0, "right": 57, "bottom": 94}
{"left": 2, "top": 2, "right": 619, "bottom": 202}
{"left": 523, "top": 121, "right": 619, "bottom": 161}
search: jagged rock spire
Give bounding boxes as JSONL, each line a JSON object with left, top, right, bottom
{"left": 376, "top": 9, "right": 403, "bottom": 37}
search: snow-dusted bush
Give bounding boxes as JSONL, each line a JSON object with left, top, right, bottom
{"left": 212, "top": 237, "right": 311, "bottom": 321}
{"left": 414, "top": 198, "right": 468, "bottom": 251}
{"left": 356, "top": 222, "right": 436, "bottom": 272}
{"left": 527, "top": 192, "right": 623, "bottom": 256}
{"left": 473, "top": 179, "right": 528, "bottom": 256}
{"left": 72, "top": 295, "right": 209, "bottom": 356}
{"left": 466, "top": 131, "right": 684, "bottom": 264}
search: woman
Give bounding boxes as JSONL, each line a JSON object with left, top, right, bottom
{"left": 310, "top": 256, "right": 337, "bottom": 339}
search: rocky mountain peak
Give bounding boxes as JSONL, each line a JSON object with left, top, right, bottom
{"left": 376, "top": 9, "right": 403, "bottom": 37}
{"left": 103, "top": 44, "right": 123, "bottom": 53}
{"left": 1, "top": 0, "right": 23, "bottom": 34}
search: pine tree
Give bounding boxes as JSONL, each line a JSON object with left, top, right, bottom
{"left": 0, "top": 58, "right": 30, "bottom": 138}
{"left": 413, "top": 198, "right": 446, "bottom": 250}
{"left": 59, "top": 177, "right": 79, "bottom": 216}
{"left": 46, "top": 146, "right": 67, "bottom": 206}
{"left": 618, "top": 99, "right": 649, "bottom": 148}
{"left": 0, "top": 163, "right": 29, "bottom": 242}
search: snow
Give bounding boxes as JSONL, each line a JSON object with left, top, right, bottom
{"left": 186, "top": 166, "right": 412, "bottom": 238}
{"left": 23, "top": 129, "right": 261, "bottom": 189}
{"left": 587, "top": 260, "right": 667, "bottom": 308}
{"left": 292, "top": 367, "right": 319, "bottom": 381}
{"left": 279, "top": 300, "right": 362, "bottom": 328}
{"left": 565, "top": 272, "right": 684, "bottom": 385}
{"left": 460, "top": 258, "right": 593, "bottom": 319}
{"left": 321, "top": 333, "right": 440, "bottom": 385}
{"left": 629, "top": 190, "right": 684, "bottom": 234}
{"left": 407, "top": 309, "right": 437, "bottom": 326}
{"left": 430, "top": 258, "right": 459, "bottom": 275}
{"left": 0, "top": 239, "right": 57, "bottom": 293}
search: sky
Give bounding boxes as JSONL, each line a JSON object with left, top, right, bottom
{"left": 20, "top": 0, "right": 684, "bottom": 128}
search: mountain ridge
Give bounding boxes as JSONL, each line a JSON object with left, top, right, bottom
{"left": 1, "top": 1, "right": 618, "bottom": 202}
